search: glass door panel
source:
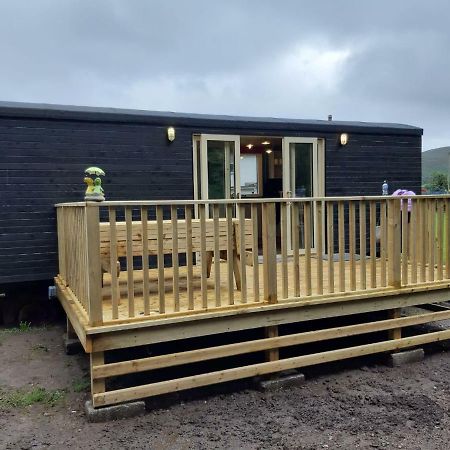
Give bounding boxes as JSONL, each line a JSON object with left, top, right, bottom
{"left": 282, "top": 137, "right": 319, "bottom": 251}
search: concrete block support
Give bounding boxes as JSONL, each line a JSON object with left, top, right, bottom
{"left": 85, "top": 400, "right": 145, "bottom": 422}
{"left": 387, "top": 348, "right": 424, "bottom": 367}
{"left": 255, "top": 370, "right": 306, "bottom": 392}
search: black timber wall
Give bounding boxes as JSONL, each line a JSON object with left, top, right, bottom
{"left": 0, "top": 110, "right": 422, "bottom": 285}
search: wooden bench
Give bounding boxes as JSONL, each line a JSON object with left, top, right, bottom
{"left": 99, "top": 218, "right": 253, "bottom": 290}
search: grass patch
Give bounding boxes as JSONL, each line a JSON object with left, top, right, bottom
{"left": 72, "top": 377, "right": 90, "bottom": 393}
{"left": 0, "top": 387, "right": 65, "bottom": 408}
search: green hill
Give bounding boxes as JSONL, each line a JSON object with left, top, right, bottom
{"left": 422, "top": 146, "right": 450, "bottom": 182}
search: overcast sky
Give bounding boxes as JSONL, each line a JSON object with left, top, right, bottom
{"left": 0, "top": 0, "right": 448, "bottom": 150}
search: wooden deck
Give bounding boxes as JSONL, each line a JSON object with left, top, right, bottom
{"left": 54, "top": 196, "right": 450, "bottom": 408}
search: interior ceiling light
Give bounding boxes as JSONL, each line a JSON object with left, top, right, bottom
{"left": 246, "top": 144, "right": 254, "bottom": 149}
{"left": 262, "top": 141, "right": 270, "bottom": 145}
{"left": 265, "top": 148, "right": 273, "bottom": 154}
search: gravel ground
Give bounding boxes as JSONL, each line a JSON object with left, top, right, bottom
{"left": 1, "top": 323, "right": 450, "bottom": 450}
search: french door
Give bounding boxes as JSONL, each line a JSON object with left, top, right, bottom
{"left": 282, "top": 137, "right": 323, "bottom": 251}
{"left": 193, "top": 134, "right": 241, "bottom": 216}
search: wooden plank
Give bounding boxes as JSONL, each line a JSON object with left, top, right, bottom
{"left": 446, "top": 199, "right": 450, "bottom": 279}
{"left": 292, "top": 203, "right": 301, "bottom": 297}
{"left": 316, "top": 201, "right": 324, "bottom": 295}
{"left": 420, "top": 200, "right": 427, "bottom": 282}
{"left": 140, "top": 207, "right": 150, "bottom": 316}
{"left": 199, "top": 204, "right": 208, "bottom": 309}
{"left": 262, "top": 202, "right": 277, "bottom": 303}
{"left": 85, "top": 205, "right": 103, "bottom": 326}
{"left": 56, "top": 207, "right": 67, "bottom": 281}
{"left": 338, "top": 201, "right": 345, "bottom": 293}
{"left": 109, "top": 207, "right": 119, "bottom": 319}
{"left": 94, "top": 328, "right": 450, "bottom": 406}
{"left": 428, "top": 199, "right": 435, "bottom": 282}
{"left": 369, "top": 201, "right": 376, "bottom": 288}
{"left": 226, "top": 204, "right": 234, "bottom": 305}
{"left": 239, "top": 204, "right": 247, "bottom": 303}
{"left": 326, "top": 202, "right": 334, "bottom": 294}
{"left": 437, "top": 199, "right": 444, "bottom": 281}
{"left": 171, "top": 205, "right": 180, "bottom": 311}
{"left": 280, "top": 202, "right": 288, "bottom": 298}
{"left": 359, "top": 201, "right": 366, "bottom": 290}
{"left": 444, "top": 199, "right": 450, "bottom": 279}
{"left": 380, "top": 202, "right": 387, "bottom": 287}
{"left": 265, "top": 326, "right": 279, "bottom": 362}
{"left": 401, "top": 202, "right": 409, "bottom": 286}
{"left": 185, "top": 206, "right": 194, "bottom": 310}
{"left": 387, "top": 199, "right": 401, "bottom": 289}
{"left": 93, "top": 308, "right": 450, "bottom": 378}
{"left": 304, "top": 202, "right": 312, "bottom": 296}
{"left": 213, "top": 205, "right": 221, "bottom": 307}
{"left": 251, "top": 204, "right": 260, "bottom": 302}
{"left": 125, "top": 207, "right": 135, "bottom": 317}
{"left": 156, "top": 205, "right": 165, "bottom": 313}
{"left": 349, "top": 201, "right": 356, "bottom": 291}
{"left": 410, "top": 199, "right": 417, "bottom": 284}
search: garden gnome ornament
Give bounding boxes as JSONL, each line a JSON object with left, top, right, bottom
{"left": 84, "top": 166, "right": 105, "bottom": 201}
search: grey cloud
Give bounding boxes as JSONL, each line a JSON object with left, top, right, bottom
{"left": 1, "top": 0, "right": 450, "bottom": 149}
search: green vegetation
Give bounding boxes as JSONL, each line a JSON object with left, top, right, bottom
{"left": 0, "top": 387, "right": 65, "bottom": 408}
{"left": 72, "top": 377, "right": 90, "bottom": 393}
{"left": 423, "top": 171, "right": 448, "bottom": 193}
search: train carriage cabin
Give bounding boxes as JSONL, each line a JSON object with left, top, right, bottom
{"left": 4, "top": 101, "right": 450, "bottom": 410}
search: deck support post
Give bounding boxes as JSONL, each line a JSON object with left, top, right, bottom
{"left": 90, "top": 351, "right": 106, "bottom": 408}
{"left": 85, "top": 204, "right": 103, "bottom": 326}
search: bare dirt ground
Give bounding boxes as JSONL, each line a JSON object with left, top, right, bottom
{"left": 1, "top": 323, "right": 450, "bottom": 450}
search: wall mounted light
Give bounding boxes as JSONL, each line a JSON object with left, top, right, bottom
{"left": 340, "top": 133, "right": 348, "bottom": 146}
{"left": 167, "top": 126, "right": 176, "bottom": 142}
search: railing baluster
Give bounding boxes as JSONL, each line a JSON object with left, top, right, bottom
{"left": 239, "top": 204, "right": 247, "bottom": 303}
{"left": 446, "top": 199, "right": 450, "bottom": 279}
{"left": 280, "top": 202, "right": 289, "bottom": 298}
{"left": 327, "top": 201, "right": 334, "bottom": 294}
{"left": 213, "top": 204, "right": 221, "bottom": 307}
{"left": 316, "top": 200, "right": 324, "bottom": 295}
{"left": 304, "top": 201, "right": 312, "bottom": 296}
{"left": 125, "top": 206, "right": 135, "bottom": 317}
{"left": 251, "top": 203, "right": 260, "bottom": 302}
{"left": 109, "top": 207, "right": 119, "bottom": 319}
{"left": 410, "top": 199, "right": 418, "bottom": 284}
{"left": 349, "top": 201, "right": 356, "bottom": 291}
{"left": 338, "top": 201, "right": 345, "bottom": 292}
{"left": 185, "top": 205, "right": 194, "bottom": 310}
{"left": 380, "top": 202, "right": 387, "bottom": 287}
{"left": 370, "top": 201, "right": 377, "bottom": 288}
{"left": 437, "top": 199, "right": 444, "bottom": 281}
{"left": 199, "top": 203, "right": 208, "bottom": 309}
{"left": 226, "top": 203, "right": 235, "bottom": 305}
{"left": 156, "top": 205, "right": 165, "bottom": 313}
{"left": 428, "top": 200, "right": 435, "bottom": 282}
{"left": 420, "top": 199, "right": 427, "bottom": 282}
{"left": 401, "top": 200, "right": 409, "bottom": 286}
{"left": 171, "top": 205, "right": 180, "bottom": 312}
{"left": 359, "top": 201, "right": 366, "bottom": 290}
{"left": 292, "top": 202, "right": 301, "bottom": 297}
{"left": 141, "top": 206, "right": 150, "bottom": 315}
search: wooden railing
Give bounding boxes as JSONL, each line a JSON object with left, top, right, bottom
{"left": 55, "top": 196, "right": 450, "bottom": 326}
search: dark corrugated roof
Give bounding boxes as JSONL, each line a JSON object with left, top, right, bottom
{"left": 0, "top": 100, "right": 423, "bottom": 135}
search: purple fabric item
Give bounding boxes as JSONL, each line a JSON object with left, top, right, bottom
{"left": 392, "top": 189, "right": 416, "bottom": 212}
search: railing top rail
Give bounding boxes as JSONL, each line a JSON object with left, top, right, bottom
{"left": 55, "top": 195, "right": 450, "bottom": 208}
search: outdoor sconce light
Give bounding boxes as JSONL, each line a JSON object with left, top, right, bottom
{"left": 167, "top": 126, "right": 176, "bottom": 142}
{"left": 340, "top": 133, "right": 349, "bottom": 146}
